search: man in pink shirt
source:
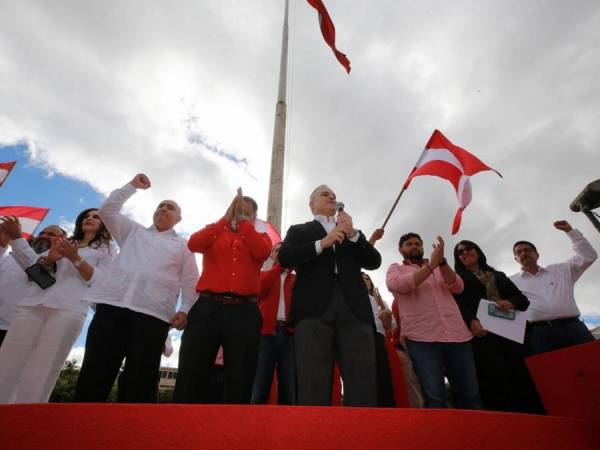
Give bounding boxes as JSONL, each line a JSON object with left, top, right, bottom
{"left": 386, "top": 232, "right": 481, "bottom": 409}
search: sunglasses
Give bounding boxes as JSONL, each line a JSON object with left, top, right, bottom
{"left": 456, "top": 245, "right": 475, "bottom": 256}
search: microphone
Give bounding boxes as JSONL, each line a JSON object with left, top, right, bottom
{"left": 336, "top": 202, "right": 345, "bottom": 213}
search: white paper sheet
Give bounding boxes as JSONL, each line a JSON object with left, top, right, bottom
{"left": 476, "top": 299, "right": 529, "bottom": 344}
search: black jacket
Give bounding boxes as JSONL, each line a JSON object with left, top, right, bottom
{"left": 453, "top": 269, "right": 529, "bottom": 327}
{"left": 278, "top": 220, "right": 381, "bottom": 324}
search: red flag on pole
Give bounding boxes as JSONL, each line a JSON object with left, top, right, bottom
{"left": 0, "top": 206, "right": 50, "bottom": 239}
{"left": 306, "top": 0, "right": 351, "bottom": 73}
{"left": 403, "top": 130, "right": 502, "bottom": 234}
{"left": 0, "top": 161, "right": 16, "bottom": 187}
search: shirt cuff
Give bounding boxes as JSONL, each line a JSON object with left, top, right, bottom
{"left": 315, "top": 240, "right": 323, "bottom": 255}
{"left": 348, "top": 230, "right": 360, "bottom": 243}
{"left": 123, "top": 182, "right": 138, "bottom": 195}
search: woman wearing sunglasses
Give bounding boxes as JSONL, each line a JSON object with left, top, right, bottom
{"left": 453, "top": 240, "right": 543, "bottom": 413}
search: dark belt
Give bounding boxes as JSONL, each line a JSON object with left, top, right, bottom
{"left": 276, "top": 320, "right": 288, "bottom": 328}
{"left": 527, "top": 316, "right": 580, "bottom": 330}
{"left": 201, "top": 292, "right": 258, "bottom": 305}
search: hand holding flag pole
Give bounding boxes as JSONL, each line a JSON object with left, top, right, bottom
{"left": 380, "top": 130, "right": 502, "bottom": 235}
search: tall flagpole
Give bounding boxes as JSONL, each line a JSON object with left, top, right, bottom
{"left": 266, "top": 0, "right": 289, "bottom": 233}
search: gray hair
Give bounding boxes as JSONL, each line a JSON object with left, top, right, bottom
{"left": 309, "top": 184, "right": 332, "bottom": 204}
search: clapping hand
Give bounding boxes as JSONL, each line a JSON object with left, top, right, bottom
{"left": 55, "top": 238, "right": 80, "bottom": 262}
{"left": 0, "top": 216, "right": 23, "bottom": 240}
{"left": 225, "top": 188, "right": 244, "bottom": 222}
{"left": 429, "top": 236, "right": 445, "bottom": 267}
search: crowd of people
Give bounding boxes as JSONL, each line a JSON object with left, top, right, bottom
{"left": 0, "top": 174, "right": 597, "bottom": 413}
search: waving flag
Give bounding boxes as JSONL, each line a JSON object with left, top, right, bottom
{"left": 0, "top": 161, "right": 16, "bottom": 187}
{"left": 403, "top": 130, "right": 502, "bottom": 234}
{"left": 306, "top": 0, "right": 351, "bottom": 73}
{"left": 255, "top": 218, "right": 282, "bottom": 246}
{"left": 0, "top": 206, "right": 50, "bottom": 239}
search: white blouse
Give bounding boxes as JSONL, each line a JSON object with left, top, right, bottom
{"left": 10, "top": 238, "right": 115, "bottom": 318}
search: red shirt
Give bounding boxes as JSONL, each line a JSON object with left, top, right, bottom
{"left": 188, "top": 217, "right": 272, "bottom": 296}
{"left": 258, "top": 264, "right": 295, "bottom": 335}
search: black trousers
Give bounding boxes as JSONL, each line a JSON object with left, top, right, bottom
{"left": 173, "top": 295, "right": 262, "bottom": 404}
{"left": 472, "top": 333, "right": 545, "bottom": 414}
{"left": 0, "top": 329, "right": 6, "bottom": 348}
{"left": 294, "top": 283, "right": 377, "bottom": 407}
{"left": 375, "top": 332, "right": 395, "bottom": 407}
{"left": 74, "top": 304, "right": 169, "bottom": 403}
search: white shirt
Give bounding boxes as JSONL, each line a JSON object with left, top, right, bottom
{"left": 84, "top": 183, "right": 200, "bottom": 324}
{"left": 510, "top": 229, "right": 597, "bottom": 322}
{"left": 0, "top": 247, "right": 32, "bottom": 330}
{"left": 276, "top": 271, "right": 287, "bottom": 321}
{"left": 9, "top": 238, "right": 115, "bottom": 318}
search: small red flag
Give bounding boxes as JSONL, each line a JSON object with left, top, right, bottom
{"left": 0, "top": 161, "right": 16, "bottom": 187}
{"left": 306, "top": 0, "right": 351, "bottom": 73}
{"left": 403, "top": 130, "right": 502, "bottom": 234}
{"left": 0, "top": 206, "right": 50, "bottom": 239}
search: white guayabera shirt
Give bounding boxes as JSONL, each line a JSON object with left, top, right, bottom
{"left": 510, "top": 229, "right": 598, "bottom": 322}
{"left": 84, "top": 183, "right": 199, "bottom": 323}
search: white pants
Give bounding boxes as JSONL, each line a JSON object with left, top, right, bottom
{"left": 0, "top": 306, "right": 85, "bottom": 403}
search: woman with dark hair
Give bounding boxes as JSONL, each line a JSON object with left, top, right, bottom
{"left": 362, "top": 273, "right": 396, "bottom": 407}
{"left": 0, "top": 208, "right": 114, "bottom": 403}
{"left": 453, "top": 240, "right": 543, "bottom": 413}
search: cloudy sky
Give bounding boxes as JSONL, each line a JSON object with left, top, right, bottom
{"left": 1, "top": 0, "right": 599, "bottom": 366}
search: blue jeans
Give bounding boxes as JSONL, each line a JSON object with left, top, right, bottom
{"left": 251, "top": 326, "right": 296, "bottom": 404}
{"left": 405, "top": 339, "right": 482, "bottom": 409}
{"left": 525, "top": 319, "right": 595, "bottom": 356}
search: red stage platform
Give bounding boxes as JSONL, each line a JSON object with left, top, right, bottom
{"left": 0, "top": 403, "right": 598, "bottom": 450}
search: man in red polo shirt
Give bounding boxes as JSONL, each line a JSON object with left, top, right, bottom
{"left": 251, "top": 243, "right": 296, "bottom": 405}
{"left": 173, "top": 190, "right": 272, "bottom": 404}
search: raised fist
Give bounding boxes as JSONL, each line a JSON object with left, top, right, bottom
{"left": 131, "top": 173, "right": 151, "bottom": 190}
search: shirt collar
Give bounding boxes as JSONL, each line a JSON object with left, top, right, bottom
{"left": 520, "top": 266, "right": 547, "bottom": 277}
{"left": 314, "top": 214, "right": 336, "bottom": 224}
{"left": 148, "top": 225, "right": 178, "bottom": 236}
{"left": 403, "top": 258, "right": 429, "bottom": 267}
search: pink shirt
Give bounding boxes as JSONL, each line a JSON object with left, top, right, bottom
{"left": 386, "top": 260, "right": 472, "bottom": 343}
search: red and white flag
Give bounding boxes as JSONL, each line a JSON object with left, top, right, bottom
{"left": 0, "top": 161, "right": 16, "bottom": 187}
{"left": 306, "top": 0, "right": 351, "bottom": 73}
{"left": 255, "top": 219, "right": 282, "bottom": 271}
{"left": 255, "top": 218, "right": 282, "bottom": 247}
{"left": 0, "top": 206, "right": 50, "bottom": 239}
{"left": 403, "top": 130, "right": 502, "bottom": 234}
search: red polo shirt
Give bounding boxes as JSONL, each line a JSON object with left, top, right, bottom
{"left": 188, "top": 217, "right": 272, "bottom": 296}
{"left": 258, "top": 264, "right": 295, "bottom": 335}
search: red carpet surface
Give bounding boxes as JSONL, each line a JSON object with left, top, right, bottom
{"left": 526, "top": 340, "right": 600, "bottom": 421}
{"left": 1, "top": 404, "right": 598, "bottom": 450}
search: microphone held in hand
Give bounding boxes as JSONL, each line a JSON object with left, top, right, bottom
{"left": 336, "top": 202, "right": 345, "bottom": 213}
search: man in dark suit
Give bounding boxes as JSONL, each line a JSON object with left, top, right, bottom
{"left": 278, "top": 184, "right": 381, "bottom": 406}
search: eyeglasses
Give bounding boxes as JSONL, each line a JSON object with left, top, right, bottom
{"left": 456, "top": 245, "right": 474, "bottom": 256}
{"left": 514, "top": 247, "right": 535, "bottom": 255}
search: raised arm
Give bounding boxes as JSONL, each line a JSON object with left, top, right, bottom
{"left": 560, "top": 224, "right": 598, "bottom": 281}
{"left": 99, "top": 174, "right": 150, "bottom": 246}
